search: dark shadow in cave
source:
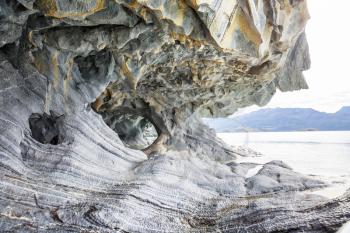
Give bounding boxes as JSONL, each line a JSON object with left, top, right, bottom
{"left": 28, "top": 111, "right": 65, "bottom": 145}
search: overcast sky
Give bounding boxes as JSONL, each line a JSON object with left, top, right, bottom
{"left": 236, "top": 0, "right": 350, "bottom": 115}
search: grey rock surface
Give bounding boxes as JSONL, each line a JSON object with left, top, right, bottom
{"left": 0, "top": 0, "right": 349, "bottom": 232}
{"left": 246, "top": 160, "right": 326, "bottom": 195}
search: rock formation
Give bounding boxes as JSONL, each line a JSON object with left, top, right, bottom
{"left": 0, "top": 0, "right": 349, "bottom": 232}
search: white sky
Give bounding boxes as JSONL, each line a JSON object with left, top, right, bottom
{"left": 236, "top": 0, "right": 350, "bottom": 115}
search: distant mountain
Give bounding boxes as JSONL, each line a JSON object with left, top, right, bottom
{"left": 203, "top": 106, "right": 350, "bottom": 132}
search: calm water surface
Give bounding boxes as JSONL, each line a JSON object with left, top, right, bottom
{"left": 218, "top": 131, "right": 350, "bottom": 177}
{"left": 218, "top": 131, "right": 350, "bottom": 232}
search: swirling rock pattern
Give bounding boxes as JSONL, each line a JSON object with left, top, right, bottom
{"left": 0, "top": 0, "right": 349, "bottom": 232}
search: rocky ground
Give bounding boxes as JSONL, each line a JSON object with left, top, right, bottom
{"left": 0, "top": 0, "right": 349, "bottom": 232}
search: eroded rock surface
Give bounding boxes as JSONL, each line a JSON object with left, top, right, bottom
{"left": 0, "top": 0, "right": 349, "bottom": 232}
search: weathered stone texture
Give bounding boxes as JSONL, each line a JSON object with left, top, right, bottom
{"left": 1, "top": 0, "right": 349, "bottom": 232}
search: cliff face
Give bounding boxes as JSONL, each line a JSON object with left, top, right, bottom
{"left": 0, "top": 0, "right": 349, "bottom": 232}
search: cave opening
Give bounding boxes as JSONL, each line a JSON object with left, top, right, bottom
{"left": 102, "top": 112, "right": 159, "bottom": 150}
{"left": 28, "top": 111, "right": 65, "bottom": 145}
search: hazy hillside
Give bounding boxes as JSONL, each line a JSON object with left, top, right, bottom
{"left": 203, "top": 106, "right": 350, "bottom": 132}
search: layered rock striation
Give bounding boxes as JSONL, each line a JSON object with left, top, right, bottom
{"left": 0, "top": 0, "right": 349, "bottom": 232}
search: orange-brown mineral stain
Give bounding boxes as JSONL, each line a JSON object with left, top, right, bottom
{"left": 36, "top": 0, "right": 106, "bottom": 19}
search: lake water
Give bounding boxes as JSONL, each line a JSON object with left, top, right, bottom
{"left": 218, "top": 131, "right": 350, "bottom": 232}
{"left": 218, "top": 131, "right": 350, "bottom": 177}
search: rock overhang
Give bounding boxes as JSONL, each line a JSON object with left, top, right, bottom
{"left": 0, "top": 0, "right": 311, "bottom": 154}
{"left": 1, "top": 1, "right": 350, "bottom": 232}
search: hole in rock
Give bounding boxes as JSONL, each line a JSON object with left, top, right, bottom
{"left": 103, "top": 113, "right": 158, "bottom": 150}
{"left": 29, "top": 111, "right": 65, "bottom": 145}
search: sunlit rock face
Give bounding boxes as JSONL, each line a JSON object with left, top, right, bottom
{"left": 0, "top": 0, "right": 349, "bottom": 232}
